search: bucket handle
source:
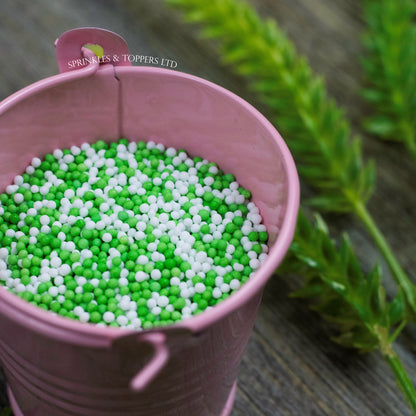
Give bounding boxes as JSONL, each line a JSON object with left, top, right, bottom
{"left": 129, "top": 332, "right": 169, "bottom": 392}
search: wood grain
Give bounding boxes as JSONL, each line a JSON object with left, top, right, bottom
{"left": 1, "top": 0, "right": 415, "bottom": 415}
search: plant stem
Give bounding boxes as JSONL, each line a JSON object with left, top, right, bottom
{"left": 398, "top": 118, "right": 416, "bottom": 165}
{"left": 354, "top": 201, "right": 416, "bottom": 314}
{"left": 403, "top": 126, "right": 416, "bottom": 166}
{"left": 385, "top": 350, "right": 416, "bottom": 415}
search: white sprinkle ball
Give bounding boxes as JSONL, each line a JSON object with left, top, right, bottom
{"left": 50, "top": 257, "right": 62, "bottom": 268}
{"left": 230, "top": 279, "right": 241, "bottom": 290}
{"left": 54, "top": 276, "right": 64, "bottom": 286}
{"left": 59, "top": 264, "right": 71, "bottom": 276}
{"left": 102, "top": 233, "right": 112, "bottom": 243}
{"left": 157, "top": 296, "right": 169, "bottom": 307}
{"left": 135, "top": 271, "right": 148, "bottom": 282}
{"left": 79, "top": 312, "right": 90, "bottom": 323}
{"left": 152, "top": 306, "right": 162, "bottom": 316}
{"left": 194, "top": 283, "right": 206, "bottom": 294}
{"left": 31, "top": 157, "right": 41, "bottom": 168}
{"left": 116, "top": 316, "right": 129, "bottom": 326}
{"left": 14, "top": 193, "right": 24, "bottom": 204}
{"left": 212, "top": 288, "right": 222, "bottom": 299}
{"left": 103, "top": 311, "right": 115, "bottom": 323}
{"left": 150, "top": 269, "right": 161, "bottom": 280}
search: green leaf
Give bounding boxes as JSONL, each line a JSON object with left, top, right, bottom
{"left": 388, "top": 289, "right": 407, "bottom": 327}
{"left": 364, "top": 116, "right": 396, "bottom": 138}
{"left": 361, "top": 88, "right": 386, "bottom": 104}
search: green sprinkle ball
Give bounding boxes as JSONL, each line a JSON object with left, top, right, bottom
{"left": 0, "top": 139, "right": 269, "bottom": 330}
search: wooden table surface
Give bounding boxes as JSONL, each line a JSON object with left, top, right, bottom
{"left": 1, "top": 0, "right": 416, "bottom": 415}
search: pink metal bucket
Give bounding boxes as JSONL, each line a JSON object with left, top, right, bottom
{"left": 0, "top": 28, "right": 299, "bottom": 416}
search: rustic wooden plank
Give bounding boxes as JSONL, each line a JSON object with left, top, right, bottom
{"left": 0, "top": 0, "right": 415, "bottom": 415}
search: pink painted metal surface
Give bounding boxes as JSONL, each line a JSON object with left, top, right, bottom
{"left": 0, "top": 28, "right": 299, "bottom": 415}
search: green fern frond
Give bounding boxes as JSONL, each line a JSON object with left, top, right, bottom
{"left": 165, "top": 0, "right": 375, "bottom": 213}
{"left": 281, "top": 211, "right": 405, "bottom": 353}
{"left": 279, "top": 211, "right": 416, "bottom": 410}
{"left": 362, "top": 0, "right": 416, "bottom": 163}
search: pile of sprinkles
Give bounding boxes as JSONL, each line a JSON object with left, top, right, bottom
{"left": 0, "top": 138, "right": 268, "bottom": 330}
